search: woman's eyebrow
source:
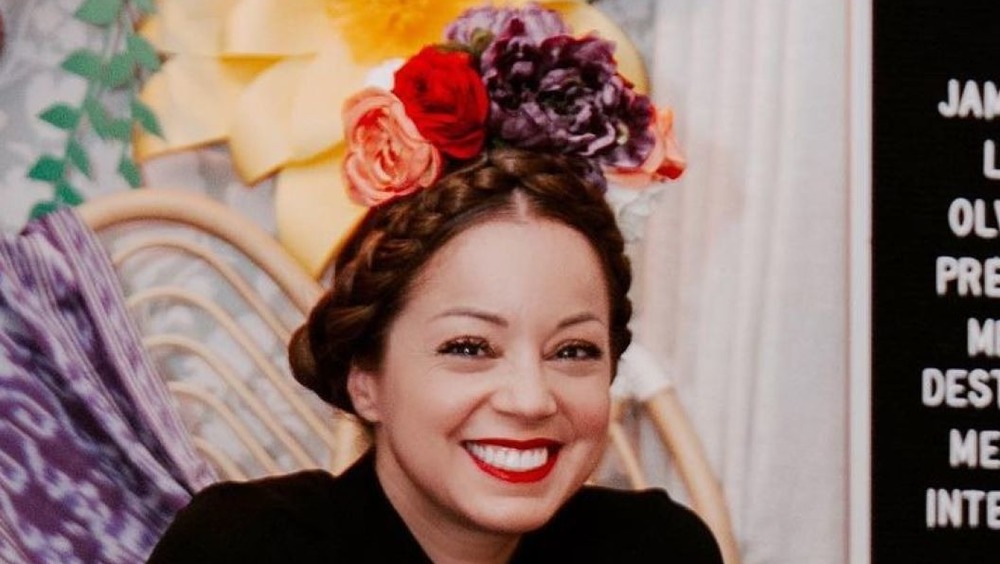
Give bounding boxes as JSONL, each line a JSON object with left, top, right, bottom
{"left": 557, "top": 312, "right": 605, "bottom": 330}
{"left": 431, "top": 309, "right": 605, "bottom": 329}
{"left": 432, "top": 307, "right": 507, "bottom": 326}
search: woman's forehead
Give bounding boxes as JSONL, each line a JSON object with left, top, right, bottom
{"left": 403, "top": 218, "right": 610, "bottom": 321}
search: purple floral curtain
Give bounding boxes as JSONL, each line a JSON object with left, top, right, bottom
{"left": 0, "top": 210, "right": 216, "bottom": 563}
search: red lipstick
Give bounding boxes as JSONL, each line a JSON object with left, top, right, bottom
{"left": 463, "top": 439, "right": 561, "bottom": 483}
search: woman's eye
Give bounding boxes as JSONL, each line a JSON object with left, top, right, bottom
{"left": 437, "top": 337, "right": 495, "bottom": 358}
{"left": 554, "top": 342, "right": 603, "bottom": 360}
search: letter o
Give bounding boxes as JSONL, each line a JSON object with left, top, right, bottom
{"left": 950, "top": 198, "right": 974, "bottom": 237}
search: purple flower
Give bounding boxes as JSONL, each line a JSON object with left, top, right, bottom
{"left": 482, "top": 31, "right": 654, "bottom": 168}
{"left": 445, "top": 3, "right": 569, "bottom": 52}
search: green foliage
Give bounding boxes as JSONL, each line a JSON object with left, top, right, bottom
{"left": 131, "top": 97, "right": 162, "bottom": 136}
{"left": 134, "top": 0, "right": 156, "bottom": 15}
{"left": 28, "top": 156, "right": 64, "bottom": 182}
{"left": 66, "top": 140, "right": 92, "bottom": 177}
{"left": 28, "top": 0, "right": 162, "bottom": 219}
{"left": 61, "top": 49, "right": 103, "bottom": 79}
{"left": 107, "top": 118, "right": 134, "bottom": 142}
{"left": 118, "top": 155, "right": 142, "bottom": 188}
{"left": 38, "top": 104, "right": 81, "bottom": 130}
{"left": 55, "top": 180, "right": 85, "bottom": 206}
{"left": 104, "top": 52, "right": 135, "bottom": 87}
{"left": 29, "top": 201, "right": 62, "bottom": 220}
{"left": 127, "top": 35, "right": 160, "bottom": 72}
{"left": 75, "top": 0, "right": 124, "bottom": 26}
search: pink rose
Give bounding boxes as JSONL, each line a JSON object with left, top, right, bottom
{"left": 342, "top": 87, "right": 442, "bottom": 206}
{"left": 605, "top": 106, "right": 687, "bottom": 188}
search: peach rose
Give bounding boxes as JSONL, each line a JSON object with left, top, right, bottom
{"left": 342, "top": 87, "right": 442, "bottom": 206}
{"left": 605, "top": 106, "right": 686, "bottom": 188}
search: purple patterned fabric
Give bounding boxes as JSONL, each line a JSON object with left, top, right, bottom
{"left": 0, "top": 210, "right": 216, "bottom": 563}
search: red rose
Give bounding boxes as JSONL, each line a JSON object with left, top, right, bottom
{"left": 393, "top": 46, "right": 489, "bottom": 160}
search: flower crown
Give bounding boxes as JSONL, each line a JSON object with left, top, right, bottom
{"left": 341, "top": 3, "right": 685, "bottom": 208}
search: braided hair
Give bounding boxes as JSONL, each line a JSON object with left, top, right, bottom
{"left": 288, "top": 148, "right": 633, "bottom": 415}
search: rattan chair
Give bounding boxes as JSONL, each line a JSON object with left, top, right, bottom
{"left": 78, "top": 188, "right": 738, "bottom": 563}
{"left": 78, "top": 189, "right": 366, "bottom": 480}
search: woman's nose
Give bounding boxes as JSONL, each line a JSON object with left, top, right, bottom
{"left": 492, "top": 356, "right": 558, "bottom": 420}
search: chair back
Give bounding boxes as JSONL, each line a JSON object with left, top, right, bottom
{"left": 78, "top": 189, "right": 365, "bottom": 481}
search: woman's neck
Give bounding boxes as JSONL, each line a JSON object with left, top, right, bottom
{"left": 374, "top": 452, "right": 522, "bottom": 564}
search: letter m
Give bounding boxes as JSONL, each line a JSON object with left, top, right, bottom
{"left": 950, "top": 429, "right": 978, "bottom": 468}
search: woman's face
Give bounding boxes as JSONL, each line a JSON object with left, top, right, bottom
{"left": 349, "top": 217, "right": 612, "bottom": 540}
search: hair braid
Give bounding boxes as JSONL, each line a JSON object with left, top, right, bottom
{"left": 289, "top": 148, "right": 633, "bottom": 414}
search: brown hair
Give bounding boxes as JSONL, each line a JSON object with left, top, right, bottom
{"left": 288, "top": 148, "right": 633, "bottom": 414}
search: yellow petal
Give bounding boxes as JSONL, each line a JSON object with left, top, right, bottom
{"left": 226, "top": 0, "right": 337, "bottom": 56}
{"left": 289, "top": 38, "right": 369, "bottom": 160}
{"left": 330, "top": 0, "right": 479, "bottom": 63}
{"left": 229, "top": 57, "right": 311, "bottom": 183}
{"left": 136, "top": 56, "right": 272, "bottom": 160}
{"left": 142, "top": 0, "right": 240, "bottom": 55}
{"left": 275, "top": 147, "right": 368, "bottom": 278}
{"left": 541, "top": 1, "right": 649, "bottom": 94}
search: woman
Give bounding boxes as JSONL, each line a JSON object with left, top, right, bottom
{"left": 148, "top": 149, "right": 721, "bottom": 563}
{"left": 150, "top": 5, "right": 720, "bottom": 562}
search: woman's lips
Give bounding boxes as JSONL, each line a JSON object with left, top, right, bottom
{"left": 463, "top": 439, "right": 562, "bottom": 483}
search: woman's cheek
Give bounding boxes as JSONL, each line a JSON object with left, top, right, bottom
{"left": 566, "top": 381, "right": 612, "bottom": 435}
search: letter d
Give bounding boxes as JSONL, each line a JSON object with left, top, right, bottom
{"left": 923, "top": 368, "right": 945, "bottom": 406}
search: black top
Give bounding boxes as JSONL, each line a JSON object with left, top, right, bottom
{"left": 149, "top": 451, "right": 723, "bottom": 563}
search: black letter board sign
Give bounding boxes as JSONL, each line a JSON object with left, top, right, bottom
{"left": 874, "top": 1, "right": 1000, "bottom": 560}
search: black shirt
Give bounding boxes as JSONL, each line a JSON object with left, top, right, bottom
{"left": 148, "top": 451, "right": 723, "bottom": 563}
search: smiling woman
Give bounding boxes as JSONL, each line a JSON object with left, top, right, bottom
{"left": 148, "top": 149, "right": 721, "bottom": 563}
{"left": 337, "top": 158, "right": 620, "bottom": 558}
{"left": 148, "top": 4, "right": 719, "bottom": 563}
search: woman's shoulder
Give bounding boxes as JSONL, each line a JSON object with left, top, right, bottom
{"left": 147, "top": 470, "right": 342, "bottom": 562}
{"left": 517, "top": 485, "right": 724, "bottom": 563}
{"left": 178, "top": 469, "right": 339, "bottom": 522}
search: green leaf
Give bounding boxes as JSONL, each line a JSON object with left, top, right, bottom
{"left": 55, "top": 180, "right": 85, "bottom": 206}
{"left": 83, "top": 97, "right": 110, "bottom": 138}
{"left": 74, "top": 0, "right": 124, "bottom": 26}
{"left": 27, "top": 156, "right": 64, "bottom": 182}
{"left": 126, "top": 35, "right": 160, "bottom": 72}
{"left": 61, "top": 49, "right": 103, "bottom": 79}
{"left": 104, "top": 52, "right": 134, "bottom": 88}
{"left": 29, "top": 200, "right": 61, "bottom": 220}
{"left": 134, "top": 0, "right": 156, "bottom": 15}
{"left": 106, "top": 118, "right": 133, "bottom": 141}
{"left": 66, "top": 139, "right": 92, "bottom": 177}
{"left": 38, "top": 104, "right": 80, "bottom": 130}
{"left": 118, "top": 156, "right": 142, "bottom": 188}
{"left": 85, "top": 103, "right": 131, "bottom": 141}
{"left": 131, "top": 97, "right": 162, "bottom": 137}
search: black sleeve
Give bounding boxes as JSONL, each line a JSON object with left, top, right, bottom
{"left": 147, "top": 478, "right": 327, "bottom": 563}
{"left": 638, "top": 490, "right": 725, "bottom": 564}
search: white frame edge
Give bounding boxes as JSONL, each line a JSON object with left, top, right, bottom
{"left": 848, "top": 1, "right": 872, "bottom": 563}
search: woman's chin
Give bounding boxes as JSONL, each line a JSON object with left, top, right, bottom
{"left": 456, "top": 497, "right": 563, "bottom": 535}
{"left": 450, "top": 464, "right": 588, "bottom": 535}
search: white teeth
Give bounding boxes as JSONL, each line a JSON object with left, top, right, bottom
{"left": 466, "top": 443, "right": 549, "bottom": 471}
{"left": 504, "top": 450, "right": 518, "bottom": 468}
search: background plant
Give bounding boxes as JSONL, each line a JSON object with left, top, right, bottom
{"left": 27, "top": 0, "right": 161, "bottom": 218}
